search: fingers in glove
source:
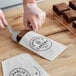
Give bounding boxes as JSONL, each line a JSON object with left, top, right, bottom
{"left": 27, "top": 21, "right": 33, "bottom": 30}
{"left": 0, "top": 20, "right": 5, "bottom": 28}
{"left": 37, "top": 12, "right": 46, "bottom": 29}
{"left": 24, "top": 19, "right": 33, "bottom": 30}
{"left": 40, "top": 12, "right": 46, "bottom": 24}
{"left": 30, "top": 18, "right": 38, "bottom": 31}
{"left": 36, "top": 19, "right": 42, "bottom": 29}
{"left": 0, "top": 10, "right": 8, "bottom": 26}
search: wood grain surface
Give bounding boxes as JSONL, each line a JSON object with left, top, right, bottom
{"left": 0, "top": 0, "right": 76, "bottom": 76}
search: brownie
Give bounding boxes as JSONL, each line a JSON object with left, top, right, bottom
{"left": 72, "top": 21, "right": 76, "bottom": 28}
{"left": 69, "top": 0, "right": 76, "bottom": 10}
{"left": 53, "top": 3, "right": 70, "bottom": 15}
{"left": 16, "top": 35, "right": 21, "bottom": 42}
{"left": 63, "top": 9, "right": 76, "bottom": 23}
{"left": 16, "top": 30, "right": 29, "bottom": 42}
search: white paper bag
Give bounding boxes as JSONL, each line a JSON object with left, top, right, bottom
{"left": 19, "top": 31, "right": 67, "bottom": 61}
{"left": 2, "top": 54, "right": 50, "bottom": 76}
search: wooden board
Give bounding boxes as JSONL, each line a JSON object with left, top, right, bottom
{"left": 48, "top": 10, "right": 76, "bottom": 36}
{"left": 0, "top": 0, "right": 76, "bottom": 76}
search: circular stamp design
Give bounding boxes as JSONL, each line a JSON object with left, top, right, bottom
{"left": 9, "top": 68, "right": 31, "bottom": 76}
{"left": 33, "top": 66, "right": 41, "bottom": 76}
{"left": 29, "top": 36, "right": 52, "bottom": 51}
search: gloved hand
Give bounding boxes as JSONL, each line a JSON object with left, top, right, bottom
{"left": 23, "top": 3, "right": 46, "bottom": 31}
{"left": 0, "top": 9, "right": 8, "bottom": 29}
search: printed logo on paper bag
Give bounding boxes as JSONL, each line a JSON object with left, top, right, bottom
{"left": 29, "top": 36, "right": 52, "bottom": 51}
{"left": 9, "top": 68, "right": 31, "bottom": 76}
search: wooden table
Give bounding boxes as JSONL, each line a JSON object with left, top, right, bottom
{"left": 0, "top": 0, "right": 76, "bottom": 76}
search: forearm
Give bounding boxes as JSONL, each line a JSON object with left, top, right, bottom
{"left": 23, "top": 0, "right": 36, "bottom": 4}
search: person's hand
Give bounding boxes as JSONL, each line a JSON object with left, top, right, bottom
{"left": 23, "top": 3, "right": 46, "bottom": 31}
{"left": 0, "top": 9, "right": 8, "bottom": 29}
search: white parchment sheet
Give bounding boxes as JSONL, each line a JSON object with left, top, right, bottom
{"left": 2, "top": 54, "right": 50, "bottom": 76}
{"left": 19, "top": 31, "right": 67, "bottom": 61}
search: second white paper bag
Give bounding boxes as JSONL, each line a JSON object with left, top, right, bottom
{"left": 2, "top": 54, "right": 50, "bottom": 76}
